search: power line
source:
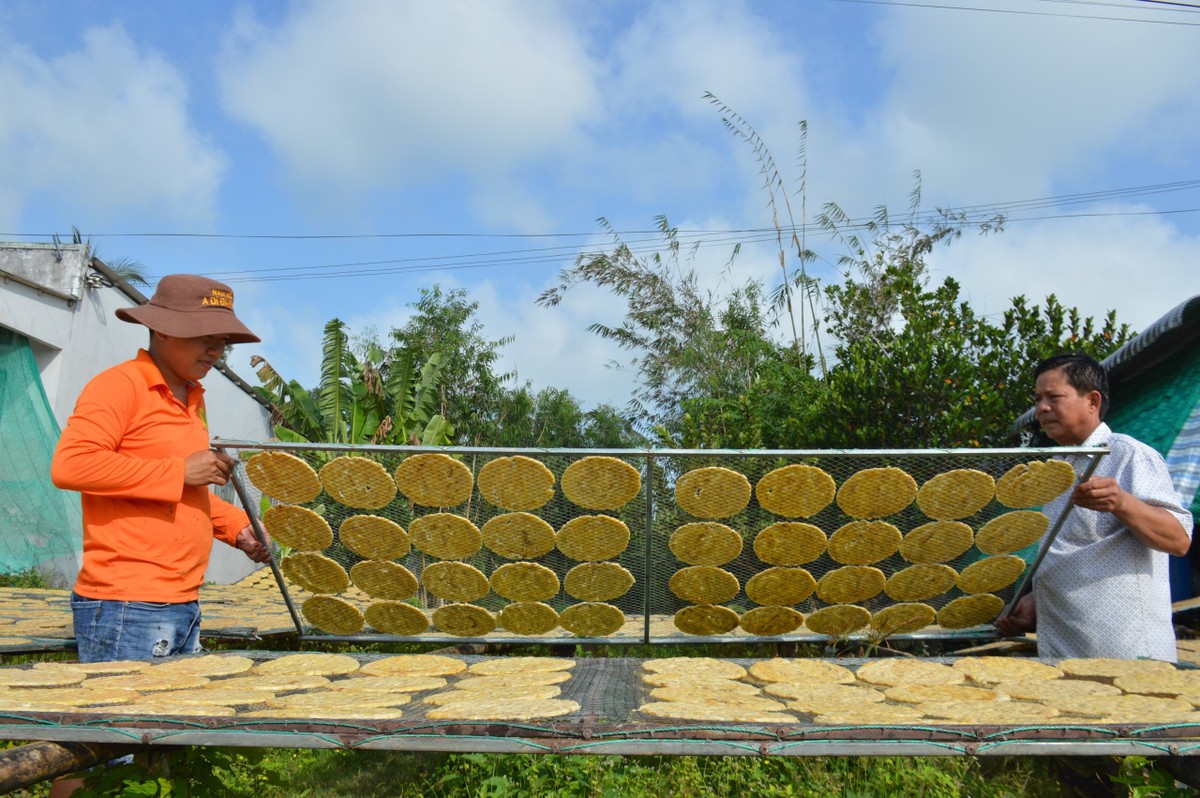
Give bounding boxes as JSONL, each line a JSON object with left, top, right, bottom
{"left": 8, "top": 179, "right": 1199, "bottom": 285}
{"left": 1130, "top": 0, "right": 1200, "bottom": 9}
{"left": 189, "top": 206, "right": 1200, "bottom": 286}
{"left": 8, "top": 179, "right": 1199, "bottom": 245}
{"left": 832, "top": 0, "right": 1200, "bottom": 25}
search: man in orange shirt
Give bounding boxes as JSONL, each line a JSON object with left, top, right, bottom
{"left": 51, "top": 274, "right": 271, "bottom": 662}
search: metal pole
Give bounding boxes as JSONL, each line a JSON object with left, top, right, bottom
{"left": 643, "top": 453, "right": 655, "bottom": 645}
{"left": 216, "top": 446, "right": 306, "bottom": 636}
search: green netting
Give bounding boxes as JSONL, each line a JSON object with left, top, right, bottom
{"left": 1108, "top": 345, "right": 1200, "bottom": 600}
{"left": 1107, "top": 346, "right": 1200, "bottom": 458}
{"left": 0, "top": 328, "right": 81, "bottom": 581}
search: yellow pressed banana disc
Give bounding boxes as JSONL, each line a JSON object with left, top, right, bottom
{"left": 668, "top": 566, "right": 740, "bottom": 605}
{"left": 394, "top": 453, "right": 474, "bottom": 507}
{"left": 338, "top": 514, "right": 410, "bottom": 561}
{"left": 301, "top": 595, "right": 364, "bottom": 636}
{"left": 827, "top": 520, "right": 902, "bottom": 565}
{"left": 261, "top": 505, "right": 332, "bottom": 551}
{"left": 974, "top": 511, "right": 1050, "bottom": 555}
{"left": 408, "top": 513, "right": 483, "bottom": 560}
{"left": 955, "top": 555, "right": 1026, "bottom": 594}
{"left": 870, "top": 603, "right": 936, "bottom": 636}
{"left": 319, "top": 456, "right": 397, "bottom": 510}
{"left": 673, "top": 605, "right": 740, "bottom": 636}
{"left": 489, "top": 561, "right": 561, "bottom": 602}
{"left": 349, "top": 560, "right": 419, "bottom": 601}
{"left": 556, "top": 515, "right": 630, "bottom": 562}
{"left": 804, "top": 605, "right": 871, "bottom": 636}
{"left": 994, "top": 459, "right": 1076, "bottom": 508}
{"left": 754, "top": 464, "right": 836, "bottom": 518}
{"left": 364, "top": 601, "right": 429, "bottom": 635}
{"left": 753, "top": 522, "right": 827, "bottom": 565}
{"left": 563, "top": 562, "right": 635, "bottom": 602}
{"left": 421, "top": 561, "right": 490, "bottom": 602}
{"left": 899, "top": 521, "right": 974, "bottom": 564}
{"left": 559, "top": 602, "right": 624, "bottom": 637}
{"left": 815, "top": 566, "right": 885, "bottom": 604}
{"left": 738, "top": 606, "right": 805, "bottom": 636}
{"left": 561, "top": 456, "right": 642, "bottom": 510}
{"left": 432, "top": 604, "right": 496, "bottom": 637}
{"left": 884, "top": 563, "right": 958, "bottom": 602}
{"left": 916, "top": 469, "right": 996, "bottom": 520}
{"left": 245, "top": 451, "right": 322, "bottom": 505}
{"left": 280, "top": 552, "right": 349, "bottom": 594}
{"left": 674, "top": 467, "right": 752, "bottom": 519}
{"left": 749, "top": 659, "right": 855, "bottom": 684}
{"left": 836, "top": 467, "right": 917, "bottom": 519}
{"left": 668, "top": 522, "right": 743, "bottom": 566}
{"left": 481, "top": 512, "right": 556, "bottom": 559}
{"left": 936, "top": 594, "right": 1005, "bottom": 629}
{"left": 744, "top": 567, "right": 816, "bottom": 606}
{"left": 477, "top": 456, "right": 556, "bottom": 510}
{"left": 497, "top": 602, "right": 560, "bottom": 635}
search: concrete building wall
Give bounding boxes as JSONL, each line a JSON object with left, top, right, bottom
{"left": 1, "top": 243, "right": 275, "bottom": 584}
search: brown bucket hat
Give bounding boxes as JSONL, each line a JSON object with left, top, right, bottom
{"left": 115, "top": 274, "right": 260, "bottom": 344}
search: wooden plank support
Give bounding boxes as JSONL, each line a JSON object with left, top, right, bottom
{"left": 0, "top": 741, "right": 136, "bottom": 793}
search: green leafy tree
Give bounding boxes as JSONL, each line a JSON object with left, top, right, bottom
{"left": 387, "top": 284, "right": 643, "bottom": 449}
{"left": 538, "top": 218, "right": 813, "bottom": 438}
{"left": 543, "top": 101, "right": 1130, "bottom": 451}
{"left": 385, "top": 286, "right": 515, "bottom": 446}
{"left": 816, "top": 262, "right": 1130, "bottom": 449}
{"left": 490, "top": 385, "right": 644, "bottom": 449}
{"left": 251, "top": 318, "right": 452, "bottom": 446}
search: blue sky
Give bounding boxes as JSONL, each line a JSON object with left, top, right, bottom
{"left": 3, "top": 1, "right": 1198, "bottom": 410}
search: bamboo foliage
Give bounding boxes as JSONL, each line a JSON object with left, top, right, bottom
{"left": 250, "top": 318, "right": 452, "bottom": 447}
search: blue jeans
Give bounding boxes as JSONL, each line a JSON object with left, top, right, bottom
{"left": 71, "top": 593, "right": 202, "bottom": 662}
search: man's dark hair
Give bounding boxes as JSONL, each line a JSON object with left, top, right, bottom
{"left": 1035, "top": 353, "right": 1109, "bottom": 420}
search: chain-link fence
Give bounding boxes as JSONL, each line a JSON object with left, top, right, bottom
{"left": 215, "top": 441, "right": 1107, "bottom": 645}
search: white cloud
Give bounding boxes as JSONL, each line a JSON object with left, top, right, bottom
{"left": 217, "top": 0, "right": 601, "bottom": 194}
{"left": 0, "top": 25, "right": 226, "bottom": 230}
{"left": 470, "top": 277, "right": 638, "bottom": 411}
{"left": 597, "top": 1, "right": 822, "bottom": 224}
{"left": 469, "top": 181, "right": 557, "bottom": 233}
{"left": 609, "top": 0, "right": 808, "bottom": 127}
{"left": 928, "top": 207, "right": 1199, "bottom": 336}
{"left": 870, "top": 2, "right": 1200, "bottom": 200}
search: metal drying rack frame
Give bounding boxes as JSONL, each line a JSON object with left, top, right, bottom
{"left": 213, "top": 441, "right": 1110, "bottom": 647}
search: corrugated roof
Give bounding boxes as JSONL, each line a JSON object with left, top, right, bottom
{"left": 1010, "top": 294, "right": 1200, "bottom": 435}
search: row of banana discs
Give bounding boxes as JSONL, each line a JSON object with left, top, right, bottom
{"left": 295, "top": 577, "right": 634, "bottom": 638}
{"left": 678, "top": 460, "right": 1076, "bottom": 520}
{"left": 0, "top": 654, "right": 580, "bottom": 721}
{"left": 672, "top": 595, "right": 1006, "bottom": 637}
{"left": 674, "top": 511, "right": 1050, "bottom": 567}
{"left": 261, "top": 502, "right": 636, "bottom": 636}
{"left": 636, "top": 656, "right": 1200, "bottom": 725}
{"left": 263, "top": 508, "right": 635, "bottom": 562}
{"left": 249, "top": 450, "right": 1074, "bottom": 520}
{"left": 666, "top": 511, "right": 1047, "bottom": 636}
{"left": 247, "top": 452, "right": 643, "bottom": 512}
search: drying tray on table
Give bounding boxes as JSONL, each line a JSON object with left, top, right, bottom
{"left": 0, "top": 652, "right": 1194, "bottom": 757}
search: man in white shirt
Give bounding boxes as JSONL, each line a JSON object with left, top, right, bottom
{"left": 998, "top": 353, "right": 1193, "bottom": 661}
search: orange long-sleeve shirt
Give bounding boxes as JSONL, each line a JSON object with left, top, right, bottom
{"left": 51, "top": 350, "right": 248, "bottom": 602}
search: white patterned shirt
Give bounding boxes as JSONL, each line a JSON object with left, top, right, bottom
{"left": 1033, "top": 423, "right": 1194, "bottom": 661}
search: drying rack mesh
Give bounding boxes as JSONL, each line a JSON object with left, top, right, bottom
{"left": 217, "top": 443, "right": 1099, "bottom": 644}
